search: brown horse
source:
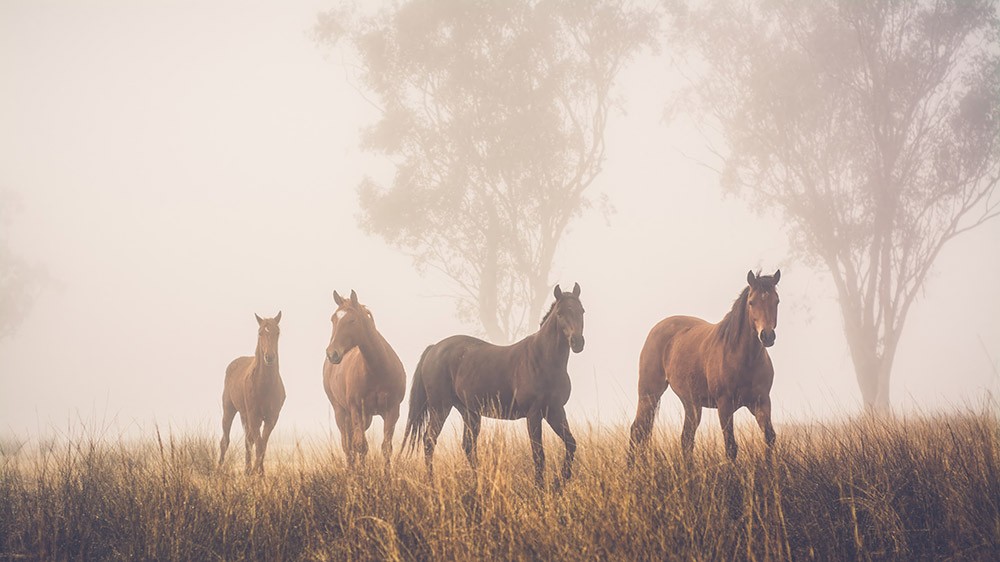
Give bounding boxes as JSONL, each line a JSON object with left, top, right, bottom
{"left": 629, "top": 270, "right": 780, "bottom": 462}
{"left": 323, "top": 290, "right": 406, "bottom": 470}
{"left": 403, "top": 283, "right": 585, "bottom": 487}
{"left": 219, "top": 312, "right": 286, "bottom": 475}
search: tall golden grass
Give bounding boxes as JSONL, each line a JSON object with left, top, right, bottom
{"left": 1, "top": 411, "right": 997, "bottom": 560}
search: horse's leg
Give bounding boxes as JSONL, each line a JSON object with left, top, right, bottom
{"left": 243, "top": 415, "right": 260, "bottom": 476}
{"left": 422, "top": 406, "right": 450, "bottom": 481}
{"left": 256, "top": 414, "right": 278, "bottom": 475}
{"left": 681, "top": 402, "right": 703, "bottom": 460}
{"left": 545, "top": 406, "right": 576, "bottom": 482}
{"left": 333, "top": 405, "right": 354, "bottom": 468}
{"left": 458, "top": 407, "right": 482, "bottom": 471}
{"left": 381, "top": 404, "right": 400, "bottom": 474}
{"left": 628, "top": 384, "right": 667, "bottom": 466}
{"left": 751, "top": 396, "right": 776, "bottom": 453}
{"left": 526, "top": 412, "right": 545, "bottom": 488}
{"left": 716, "top": 396, "right": 738, "bottom": 460}
{"left": 349, "top": 405, "right": 369, "bottom": 464}
{"left": 219, "top": 401, "right": 237, "bottom": 466}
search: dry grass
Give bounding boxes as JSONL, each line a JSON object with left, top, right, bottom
{"left": 1, "top": 411, "right": 998, "bottom": 561}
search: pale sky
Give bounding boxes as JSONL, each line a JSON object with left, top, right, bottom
{"left": 2, "top": 1, "right": 998, "bottom": 443}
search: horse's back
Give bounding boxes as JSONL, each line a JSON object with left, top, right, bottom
{"left": 639, "top": 315, "right": 714, "bottom": 396}
{"left": 423, "top": 334, "right": 520, "bottom": 415}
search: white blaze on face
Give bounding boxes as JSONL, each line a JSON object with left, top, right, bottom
{"left": 336, "top": 309, "right": 347, "bottom": 320}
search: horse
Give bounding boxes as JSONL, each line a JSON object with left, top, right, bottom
{"left": 323, "top": 290, "right": 406, "bottom": 470}
{"left": 403, "top": 283, "right": 586, "bottom": 487}
{"left": 628, "top": 270, "right": 781, "bottom": 462}
{"left": 219, "top": 311, "right": 286, "bottom": 475}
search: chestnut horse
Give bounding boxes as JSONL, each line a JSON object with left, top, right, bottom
{"left": 403, "top": 283, "right": 585, "bottom": 487}
{"left": 323, "top": 290, "right": 406, "bottom": 470}
{"left": 219, "top": 312, "right": 286, "bottom": 475}
{"left": 629, "top": 270, "right": 780, "bottom": 462}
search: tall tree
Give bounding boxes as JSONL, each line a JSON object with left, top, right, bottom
{"left": 0, "top": 190, "right": 44, "bottom": 341}
{"left": 671, "top": 0, "right": 1000, "bottom": 410}
{"left": 316, "top": 0, "right": 655, "bottom": 342}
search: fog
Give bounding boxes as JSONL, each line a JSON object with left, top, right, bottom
{"left": 2, "top": 1, "right": 998, "bottom": 442}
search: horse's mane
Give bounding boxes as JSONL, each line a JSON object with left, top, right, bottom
{"left": 717, "top": 287, "right": 751, "bottom": 349}
{"left": 540, "top": 300, "right": 557, "bottom": 327}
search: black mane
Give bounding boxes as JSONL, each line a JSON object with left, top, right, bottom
{"left": 717, "top": 286, "right": 751, "bottom": 349}
{"left": 540, "top": 300, "right": 558, "bottom": 327}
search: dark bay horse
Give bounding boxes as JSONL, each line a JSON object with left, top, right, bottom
{"left": 324, "top": 290, "right": 406, "bottom": 470}
{"left": 629, "top": 270, "right": 781, "bottom": 462}
{"left": 403, "top": 283, "right": 585, "bottom": 487}
{"left": 220, "top": 312, "right": 286, "bottom": 475}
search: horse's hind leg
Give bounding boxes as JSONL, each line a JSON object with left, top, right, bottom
{"left": 381, "top": 404, "right": 400, "bottom": 474}
{"left": 545, "top": 406, "right": 576, "bottom": 482}
{"left": 629, "top": 382, "right": 668, "bottom": 466}
{"left": 219, "top": 401, "right": 237, "bottom": 466}
{"left": 458, "top": 408, "right": 481, "bottom": 471}
{"left": 422, "top": 406, "right": 449, "bottom": 480}
{"left": 681, "top": 403, "right": 702, "bottom": 461}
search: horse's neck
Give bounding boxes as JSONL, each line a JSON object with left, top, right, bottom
{"left": 530, "top": 316, "right": 569, "bottom": 370}
{"left": 723, "top": 311, "right": 762, "bottom": 365}
{"left": 356, "top": 324, "right": 395, "bottom": 377}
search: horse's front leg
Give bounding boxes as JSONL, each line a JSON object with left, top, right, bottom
{"left": 243, "top": 415, "right": 261, "bottom": 475}
{"left": 381, "top": 403, "right": 400, "bottom": 474}
{"left": 751, "top": 396, "right": 776, "bottom": 454}
{"left": 545, "top": 406, "right": 576, "bottom": 482}
{"left": 716, "top": 396, "right": 738, "bottom": 460}
{"left": 350, "top": 405, "right": 369, "bottom": 463}
{"left": 256, "top": 414, "right": 279, "bottom": 475}
{"left": 526, "top": 411, "right": 545, "bottom": 487}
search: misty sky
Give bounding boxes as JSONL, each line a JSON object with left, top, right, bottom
{"left": 2, "top": 1, "right": 998, "bottom": 442}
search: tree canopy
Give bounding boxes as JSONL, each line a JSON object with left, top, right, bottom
{"left": 317, "top": 0, "right": 655, "bottom": 342}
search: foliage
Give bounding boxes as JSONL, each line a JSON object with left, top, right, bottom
{"left": 670, "top": 0, "right": 1000, "bottom": 409}
{"left": 1, "top": 413, "right": 998, "bottom": 560}
{"left": 316, "top": 0, "right": 655, "bottom": 342}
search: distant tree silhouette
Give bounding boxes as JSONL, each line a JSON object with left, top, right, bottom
{"left": 0, "top": 190, "right": 44, "bottom": 341}
{"left": 671, "top": 0, "right": 1000, "bottom": 410}
{"left": 316, "top": 0, "right": 655, "bottom": 342}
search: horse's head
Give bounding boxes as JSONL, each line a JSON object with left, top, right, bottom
{"left": 746, "top": 269, "right": 780, "bottom": 347}
{"left": 551, "top": 282, "right": 586, "bottom": 353}
{"left": 326, "top": 289, "right": 374, "bottom": 365}
{"left": 254, "top": 311, "right": 282, "bottom": 366}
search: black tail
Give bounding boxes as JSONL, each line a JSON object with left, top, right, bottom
{"left": 402, "top": 345, "right": 434, "bottom": 454}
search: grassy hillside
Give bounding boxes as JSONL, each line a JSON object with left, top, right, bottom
{"left": 1, "top": 412, "right": 997, "bottom": 561}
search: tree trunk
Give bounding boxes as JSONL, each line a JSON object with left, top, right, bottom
{"left": 843, "top": 321, "right": 893, "bottom": 414}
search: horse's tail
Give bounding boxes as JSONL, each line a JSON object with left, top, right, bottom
{"left": 402, "top": 345, "right": 434, "bottom": 454}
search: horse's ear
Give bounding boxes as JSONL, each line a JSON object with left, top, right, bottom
{"left": 747, "top": 269, "right": 757, "bottom": 287}
{"left": 274, "top": 310, "right": 282, "bottom": 323}
{"left": 772, "top": 269, "right": 781, "bottom": 284}
{"left": 333, "top": 291, "right": 344, "bottom": 306}
{"left": 572, "top": 282, "right": 581, "bottom": 297}
{"left": 255, "top": 313, "right": 264, "bottom": 326}
{"left": 554, "top": 284, "right": 563, "bottom": 299}
{"left": 350, "top": 290, "right": 359, "bottom": 306}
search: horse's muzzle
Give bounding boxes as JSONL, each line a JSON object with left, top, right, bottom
{"left": 264, "top": 354, "right": 275, "bottom": 365}
{"left": 327, "top": 351, "right": 343, "bottom": 365}
{"left": 570, "top": 335, "right": 585, "bottom": 353}
{"left": 760, "top": 330, "right": 776, "bottom": 347}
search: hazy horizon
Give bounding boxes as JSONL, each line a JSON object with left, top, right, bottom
{"left": 2, "top": 1, "right": 998, "bottom": 443}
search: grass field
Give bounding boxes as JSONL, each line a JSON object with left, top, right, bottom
{"left": 1, "top": 411, "right": 998, "bottom": 561}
